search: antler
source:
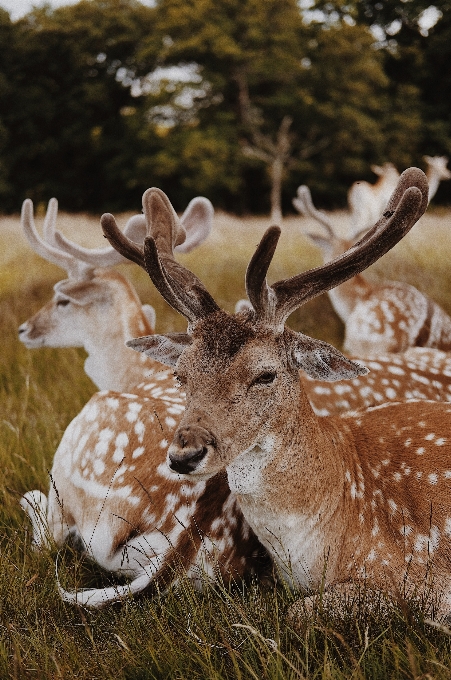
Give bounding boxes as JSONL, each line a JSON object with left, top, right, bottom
{"left": 102, "top": 188, "right": 219, "bottom": 323}
{"left": 21, "top": 199, "right": 93, "bottom": 278}
{"left": 53, "top": 196, "right": 214, "bottom": 267}
{"left": 52, "top": 214, "right": 147, "bottom": 268}
{"left": 293, "top": 185, "right": 335, "bottom": 236}
{"left": 247, "top": 167, "right": 429, "bottom": 327}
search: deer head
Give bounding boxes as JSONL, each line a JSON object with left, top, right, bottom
{"left": 100, "top": 168, "right": 428, "bottom": 477}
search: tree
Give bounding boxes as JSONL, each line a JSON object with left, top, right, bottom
{"left": 0, "top": 0, "right": 158, "bottom": 212}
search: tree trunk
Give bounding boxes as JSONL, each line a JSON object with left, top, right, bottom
{"left": 270, "top": 156, "right": 284, "bottom": 224}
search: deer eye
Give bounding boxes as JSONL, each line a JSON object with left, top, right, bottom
{"left": 56, "top": 298, "right": 70, "bottom": 307}
{"left": 252, "top": 371, "right": 276, "bottom": 387}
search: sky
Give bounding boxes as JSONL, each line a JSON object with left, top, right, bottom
{"left": 0, "top": 0, "right": 155, "bottom": 20}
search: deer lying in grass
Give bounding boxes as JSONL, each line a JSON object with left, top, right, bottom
{"left": 110, "top": 168, "right": 451, "bottom": 619}
{"left": 348, "top": 156, "right": 451, "bottom": 231}
{"left": 20, "top": 191, "right": 268, "bottom": 608}
{"left": 18, "top": 195, "right": 213, "bottom": 392}
{"left": 293, "top": 183, "right": 451, "bottom": 355}
{"left": 19, "top": 196, "right": 451, "bottom": 414}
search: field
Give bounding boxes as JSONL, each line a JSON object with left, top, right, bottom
{"left": 1, "top": 205, "right": 451, "bottom": 678}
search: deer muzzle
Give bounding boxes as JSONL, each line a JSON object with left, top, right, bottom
{"left": 167, "top": 424, "right": 216, "bottom": 475}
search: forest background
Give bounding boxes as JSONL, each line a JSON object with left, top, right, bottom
{"left": 0, "top": 0, "right": 450, "bottom": 218}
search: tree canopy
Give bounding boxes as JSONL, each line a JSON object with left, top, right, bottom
{"left": 0, "top": 0, "right": 449, "bottom": 214}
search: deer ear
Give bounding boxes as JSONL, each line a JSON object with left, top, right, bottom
{"left": 126, "top": 333, "right": 192, "bottom": 367}
{"left": 291, "top": 333, "right": 368, "bottom": 381}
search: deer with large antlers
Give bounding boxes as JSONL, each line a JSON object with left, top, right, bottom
{"left": 18, "top": 195, "right": 213, "bottom": 392}
{"left": 108, "top": 168, "right": 451, "bottom": 618}
{"left": 293, "top": 183, "right": 451, "bottom": 355}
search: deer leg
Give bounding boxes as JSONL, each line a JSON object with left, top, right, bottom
{"left": 20, "top": 491, "right": 51, "bottom": 550}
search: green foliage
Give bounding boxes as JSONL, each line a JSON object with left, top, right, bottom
{"left": 0, "top": 0, "right": 450, "bottom": 214}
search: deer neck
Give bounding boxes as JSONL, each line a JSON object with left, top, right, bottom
{"left": 83, "top": 303, "right": 155, "bottom": 392}
{"left": 426, "top": 168, "right": 440, "bottom": 201}
{"left": 328, "top": 273, "right": 372, "bottom": 322}
{"left": 226, "top": 390, "right": 358, "bottom": 589}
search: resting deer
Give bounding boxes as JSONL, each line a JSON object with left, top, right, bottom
{"left": 111, "top": 168, "right": 451, "bottom": 619}
{"left": 293, "top": 183, "right": 451, "bottom": 355}
{"left": 20, "top": 191, "right": 268, "bottom": 609}
{"left": 348, "top": 156, "right": 451, "bottom": 232}
{"left": 18, "top": 195, "right": 213, "bottom": 392}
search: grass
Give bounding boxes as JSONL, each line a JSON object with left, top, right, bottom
{"left": 1, "top": 206, "right": 451, "bottom": 677}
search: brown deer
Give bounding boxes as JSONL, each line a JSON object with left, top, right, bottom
{"left": 293, "top": 183, "right": 451, "bottom": 355}
{"left": 109, "top": 168, "right": 451, "bottom": 618}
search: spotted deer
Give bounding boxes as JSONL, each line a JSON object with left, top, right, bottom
{"left": 18, "top": 195, "right": 213, "bottom": 392}
{"left": 112, "top": 168, "right": 451, "bottom": 618}
{"left": 293, "top": 183, "right": 451, "bottom": 355}
{"left": 20, "top": 192, "right": 270, "bottom": 608}
{"left": 347, "top": 156, "right": 450, "bottom": 232}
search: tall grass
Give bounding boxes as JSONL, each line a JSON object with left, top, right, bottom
{"left": 1, "top": 208, "right": 451, "bottom": 678}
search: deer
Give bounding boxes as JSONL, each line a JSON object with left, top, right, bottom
{"left": 18, "top": 195, "right": 213, "bottom": 392}
{"left": 19, "top": 196, "right": 451, "bottom": 415}
{"left": 348, "top": 156, "right": 451, "bottom": 232}
{"left": 20, "top": 191, "right": 270, "bottom": 609}
{"left": 107, "top": 167, "right": 451, "bottom": 620}
{"left": 293, "top": 182, "right": 451, "bottom": 355}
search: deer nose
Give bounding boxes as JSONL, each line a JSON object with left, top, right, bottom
{"left": 18, "top": 323, "right": 27, "bottom": 336}
{"left": 168, "top": 425, "right": 213, "bottom": 474}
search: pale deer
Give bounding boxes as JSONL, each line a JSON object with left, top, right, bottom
{"left": 293, "top": 183, "right": 451, "bottom": 355}
{"left": 18, "top": 195, "right": 213, "bottom": 392}
{"left": 348, "top": 162, "right": 400, "bottom": 232}
{"left": 110, "top": 168, "right": 451, "bottom": 619}
{"left": 348, "top": 156, "right": 450, "bottom": 231}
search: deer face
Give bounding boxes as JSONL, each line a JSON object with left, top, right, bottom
{"left": 131, "top": 310, "right": 364, "bottom": 480}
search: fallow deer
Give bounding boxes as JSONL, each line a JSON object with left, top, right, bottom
{"left": 112, "top": 168, "right": 451, "bottom": 619}
{"left": 348, "top": 156, "right": 450, "bottom": 231}
{"left": 20, "top": 191, "right": 268, "bottom": 608}
{"left": 293, "top": 183, "right": 451, "bottom": 355}
{"left": 18, "top": 195, "right": 213, "bottom": 392}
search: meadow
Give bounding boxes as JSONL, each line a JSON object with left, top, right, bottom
{"left": 1, "top": 204, "right": 451, "bottom": 678}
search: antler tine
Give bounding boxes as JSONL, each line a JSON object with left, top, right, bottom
{"left": 293, "top": 185, "right": 335, "bottom": 236}
{"left": 101, "top": 213, "right": 145, "bottom": 268}
{"left": 42, "top": 197, "right": 59, "bottom": 245}
{"left": 175, "top": 197, "right": 214, "bottom": 253}
{"left": 52, "top": 214, "right": 147, "bottom": 268}
{"left": 141, "top": 188, "right": 219, "bottom": 322}
{"left": 245, "top": 226, "right": 281, "bottom": 319}
{"left": 264, "top": 167, "right": 428, "bottom": 327}
{"left": 21, "top": 198, "right": 84, "bottom": 277}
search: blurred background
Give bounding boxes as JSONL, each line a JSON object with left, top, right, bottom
{"left": 0, "top": 0, "right": 449, "bottom": 216}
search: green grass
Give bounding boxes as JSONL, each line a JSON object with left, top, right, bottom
{"left": 1, "top": 208, "right": 451, "bottom": 678}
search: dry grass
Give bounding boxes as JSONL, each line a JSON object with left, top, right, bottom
{"left": 1, "top": 206, "right": 451, "bottom": 678}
